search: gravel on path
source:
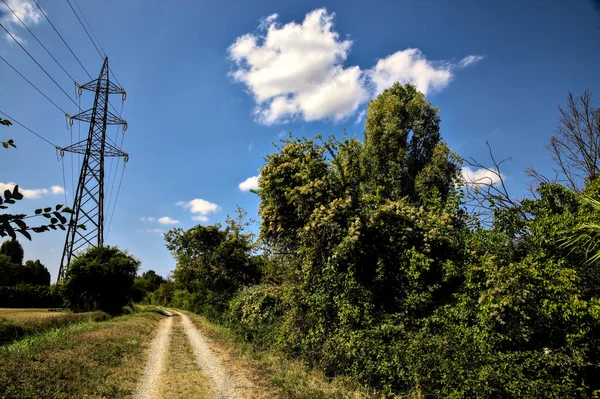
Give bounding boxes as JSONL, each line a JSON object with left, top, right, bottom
{"left": 134, "top": 315, "right": 173, "bottom": 399}
{"left": 175, "top": 311, "right": 242, "bottom": 399}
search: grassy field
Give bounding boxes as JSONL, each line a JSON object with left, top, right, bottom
{"left": 0, "top": 308, "right": 109, "bottom": 344}
{"left": 0, "top": 308, "right": 71, "bottom": 322}
{"left": 0, "top": 309, "right": 163, "bottom": 399}
{"left": 182, "top": 310, "right": 375, "bottom": 399}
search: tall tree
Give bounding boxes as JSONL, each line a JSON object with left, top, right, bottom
{"left": 363, "top": 83, "right": 458, "bottom": 203}
{"left": 24, "top": 260, "right": 51, "bottom": 286}
{"left": 0, "top": 239, "right": 23, "bottom": 265}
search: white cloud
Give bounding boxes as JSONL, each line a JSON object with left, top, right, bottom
{"left": 137, "top": 228, "right": 164, "bottom": 234}
{"left": 139, "top": 216, "right": 155, "bottom": 222}
{"left": 0, "top": 0, "right": 44, "bottom": 43}
{"left": 459, "top": 55, "right": 485, "bottom": 68}
{"left": 354, "top": 109, "right": 366, "bottom": 125}
{"left": 368, "top": 49, "right": 453, "bottom": 96}
{"left": 0, "top": 182, "right": 64, "bottom": 199}
{"left": 228, "top": 9, "right": 481, "bottom": 124}
{"left": 239, "top": 175, "right": 259, "bottom": 191}
{"left": 177, "top": 199, "right": 220, "bottom": 222}
{"left": 259, "top": 13, "right": 278, "bottom": 30}
{"left": 157, "top": 216, "right": 179, "bottom": 225}
{"left": 461, "top": 166, "right": 502, "bottom": 187}
{"left": 228, "top": 8, "right": 368, "bottom": 124}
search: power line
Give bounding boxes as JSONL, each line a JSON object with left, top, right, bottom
{"left": 105, "top": 102, "right": 124, "bottom": 214}
{"left": 72, "top": 0, "right": 106, "bottom": 56}
{"left": 0, "top": 22, "right": 80, "bottom": 110}
{"left": 67, "top": 0, "right": 123, "bottom": 89}
{"left": 1, "top": 0, "right": 77, "bottom": 83}
{"left": 31, "top": 0, "right": 92, "bottom": 80}
{"left": 61, "top": 156, "right": 69, "bottom": 205}
{"left": 107, "top": 160, "right": 126, "bottom": 235}
{"left": 0, "top": 110, "right": 58, "bottom": 149}
{"left": 65, "top": 0, "right": 103, "bottom": 60}
{"left": 0, "top": 55, "right": 67, "bottom": 114}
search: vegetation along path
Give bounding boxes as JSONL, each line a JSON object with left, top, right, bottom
{"left": 136, "top": 309, "right": 243, "bottom": 399}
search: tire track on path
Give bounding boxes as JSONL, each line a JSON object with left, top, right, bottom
{"left": 134, "top": 314, "right": 173, "bottom": 399}
{"left": 175, "top": 311, "right": 242, "bottom": 399}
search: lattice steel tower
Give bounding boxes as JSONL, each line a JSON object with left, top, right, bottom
{"left": 57, "top": 57, "right": 128, "bottom": 282}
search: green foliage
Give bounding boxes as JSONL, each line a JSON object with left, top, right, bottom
{"left": 0, "top": 284, "right": 63, "bottom": 308}
{"left": 1, "top": 119, "right": 80, "bottom": 241}
{"left": 23, "top": 260, "right": 51, "bottom": 286}
{"left": 0, "top": 239, "right": 23, "bottom": 264}
{"left": 132, "top": 270, "right": 166, "bottom": 302}
{"left": 0, "top": 255, "right": 51, "bottom": 287}
{"left": 164, "top": 208, "right": 261, "bottom": 320}
{"left": 228, "top": 284, "right": 284, "bottom": 345}
{"left": 62, "top": 246, "right": 140, "bottom": 314}
{"left": 162, "top": 84, "right": 600, "bottom": 397}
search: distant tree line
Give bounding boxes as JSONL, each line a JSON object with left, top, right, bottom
{"left": 0, "top": 240, "right": 50, "bottom": 286}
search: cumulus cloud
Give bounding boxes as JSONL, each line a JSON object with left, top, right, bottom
{"left": 228, "top": 8, "right": 368, "bottom": 124}
{"left": 239, "top": 175, "right": 259, "bottom": 191}
{"left": 368, "top": 49, "right": 453, "bottom": 96}
{"left": 177, "top": 199, "right": 220, "bottom": 222}
{"left": 0, "top": 182, "right": 64, "bottom": 199}
{"left": 228, "top": 8, "right": 482, "bottom": 124}
{"left": 459, "top": 55, "right": 485, "bottom": 68}
{"left": 0, "top": 0, "right": 44, "bottom": 43}
{"left": 140, "top": 216, "right": 155, "bottom": 222}
{"left": 157, "top": 216, "right": 179, "bottom": 225}
{"left": 461, "top": 166, "right": 502, "bottom": 187}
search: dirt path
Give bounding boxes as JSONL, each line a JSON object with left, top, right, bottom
{"left": 175, "top": 311, "right": 243, "bottom": 399}
{"left": 134, "top": 315, "right": 174, "bottom": 399}
{"left": 157, "top": 313, "right": 213, "bottom": 398}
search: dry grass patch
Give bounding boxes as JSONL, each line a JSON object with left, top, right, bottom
{"left": 0, "top": 309, "right": 108, "bottom": 344}
{"left": 0, "top": 308, "right": 69, "bottom": 322}
{"left": 181, "top": 310, "right": 373, "bottom": 399}
{"left": 0, "top": 311, "right": 163, "bottom": 399}
{"left": 157, "top": 314, "right": 213, "bottom": 399}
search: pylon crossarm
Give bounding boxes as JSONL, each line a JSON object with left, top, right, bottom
{"left": 79, "top": 79, "right": 123, "bottom": 95}
{"left": 70, "top": 110, "right": 126, "bottom": 125}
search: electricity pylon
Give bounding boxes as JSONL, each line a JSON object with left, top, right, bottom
{"left": 57, "top": 57, "right": 128, "bottom": 283}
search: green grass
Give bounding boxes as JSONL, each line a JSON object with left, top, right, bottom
{"left": 181, "top": 310, "right": 376, "bottom": 399}
{"left": 0, "top": 309, "right": 108, "bottom": 345}
{"left": 0, "top": 311, "right": 164, "bottom": 399}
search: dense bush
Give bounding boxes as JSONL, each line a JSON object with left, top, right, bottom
{"left": 62, "top": 246, "right": 140, "bottom": 314}
{"left": 228, "top": 284, "right": 283, "bottom": 346}
{"left": 0, "top": 284, "right": 63, "bottom": 308}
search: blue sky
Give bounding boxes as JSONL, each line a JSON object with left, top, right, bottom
{"left": 1, "top": 0, "right": 599, "bottom": 280}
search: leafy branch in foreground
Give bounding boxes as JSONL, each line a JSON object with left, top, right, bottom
{"left": 1, "top": 115, "right": 84, "bottom": 240}
{"left": 0, "top": 185, "right": 84, "bottom": 240}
